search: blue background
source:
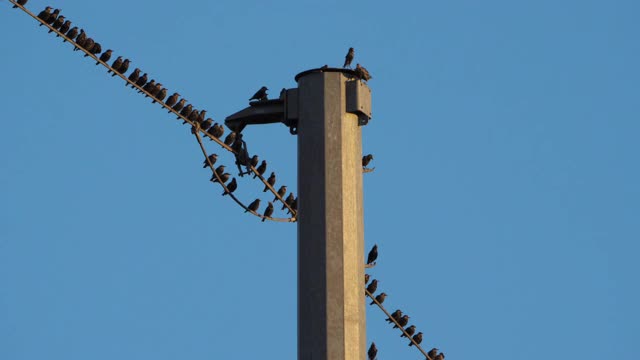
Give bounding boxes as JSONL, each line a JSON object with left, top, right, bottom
{"left": 1, "top": 0, "right": 638, "bottom": 359}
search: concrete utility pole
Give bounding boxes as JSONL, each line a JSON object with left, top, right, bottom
{"left": 226, "top": 68, "right": 372, "bottom": 360}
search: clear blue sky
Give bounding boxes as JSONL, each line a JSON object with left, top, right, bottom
{"left": 1, "top": 0, "right": 638, "bottom": 359}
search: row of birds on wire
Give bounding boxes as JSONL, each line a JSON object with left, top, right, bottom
{"left": 29, "top": 4, "right": 298, "bottom": 220}
{"left": 365, "top": 245, "right": 445, "bottom": 360}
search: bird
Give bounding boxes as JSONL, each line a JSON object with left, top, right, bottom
{"left": 49, "top": 15, "right": 65, "bottom": 33}
{"left": 114, "top": 59, "right": 130, "bottom": 77}
{"left": 41, "top": 8, "right": 59, "bottom": 27}
{"left": 13, "top": 0, "right": 28, "bottom": 9}
{"left": 73, "top": 29, "right": 86, "bottom": 51}
{"left": 386, "top": 310, "right": 402, "bottom": 323}
{"left": 37, "top": 7, "right": 52, "bottom": 22}
{"left": 97, "top": 49, "right": 112, "bottom": 65}
{"left": 224, "top": 132, "right": 236, "bottom": 146}
{"left": 142, "top": 79, "right": 156, "bottom": 95}
{"left": 200, "top": 118, "right": 213, "bottom": 132}
{"left": 165, "top": 93, "right": 180, "bottom": 108}
{"left": 188, "top": 108, "right": 199, "bottom": 123}
{"left": 214, "top": 165, "right": 226, "bottom": 177}
{"left": 211, "top": 172, "right": 230, "bottom": 184}
{"left": 203, "top": 154, "right": 218, "bottom": 168}
{"left": 58, "top": 20, "right": 71, "bottom": 37}
{"left": 64, "top": 26, "right": 78, "bottom": 43}
{"left": 88, "top": 42, "right": 102, "bottom": 57}
{"left": 153, "top": 88, "right": 167, "bottom": 104}
{"left": 370, "top": 292, "right": 387, "bottom": 305}
{"left": 109, "top": 56, "right": 123, "bottom": 74}
{"left": 246, "top": 199, "right": 261, "bottom": 213}
{"left": 365, "top": 273, "right": 371, "bottom": 285}
{"left": 289, "top": 197, "right": 298, "bottom": 214}
{"left": 367, "top": 244, "right": 378, "bottom": 265}
{"left": 249, "top": 86, "right": 268, "bottom": 101}
{"left": 400, "top": 325, "right": 416, "bottom": 338}
{"left": 197, "top": 110, "right": 207, "bottom": 124}
{"left": 367, "top": 342, "right": 377, "bottom": 360}
{"left": 274, "top": 185, "right": 287, "bottom": 202}
{"left": 127, "top": 68, "right": 141, "bottom": 85}
{"left": 366, "top": 279, "right": 378, "bottom": 295}
{"left": 211, "top": 123, "right": 225, "bottom": 138}
{"left": 150, "top": 83, "right": 163, "bottom": 98}
{"left": 393, "top": 315, "right": 410, "bottom": 329}
{"left": 172, "top": 98, "right": 186, "bottom": 114}
{"left": 409, "top": 332, "right": 423, "bottom": 347}
{"left": 355, "top": 63, "right": 372, "bottom": 81}
{"left": 254, "top": 161, "right": 267, "bottom": 179}
{"left": 320, "top": 64, "right": 329, "bottom": 69}
{"left": 362, "top": 154, "right": 374, "bottom": 167}
{"left": 434, "top": 353, "right": 445, "bottom": 360}
{"left": 343, "top": 47, "right": 354, "bottom": 68}
{"left": 136, "top": 73, "right": 148, "bottom": 89}
{"left": 179, "top": 103, "right": 193, "bottom": 120}
{"left": 428, "top": 348, "right": 439, "bottom": 359}
{"left": 250, "top": 155, "right": 259, "bottom": 168}
{"left": 262, "top": 202, "right": 274, "bottom": 222}
{"left": 222, "top": 178, "right": 237, "bottom": 196}
{"left": 263, "top": 172, "right": 276, "bottom": 192}
{"left": 81, "top": 38, "right": 95, "bottom": 54}
{"left": 282, "top": 192, "right": 295, "bottom": 210}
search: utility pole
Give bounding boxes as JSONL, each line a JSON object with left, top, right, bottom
{"left": 227, "top": 68, "right": 372, "bottom": 360}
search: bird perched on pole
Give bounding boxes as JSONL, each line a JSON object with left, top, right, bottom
{"left": 409, "top": 332, "right": 423, "bottom": 347}
{"left": 367, "top": 244, "right": 378, "bottom": 265}
{"left": 88, "top": 42, "right": 102, "bottom": 58}
{"left": 224, "top": 132, "right": 236, "bottom": 146}
{"left": 109, "top": 56, "right": 123, "bottom": 74}
{"left": 386, "top": 310, "right": 402, "bottom": 323}
{"left": 274, "top": 185, "right": 287, "bottom": 202}
{"left": 249, "top": 86, "right": 268, "bottom": 101}
{"left": 127, "top": 68, "right": 141, "bottom": 85}
{"left": 366, "top": 279, "right": 378, "bottom": 295}
{"left": 428, "top": 348, "right": 439, "bottom": 359}
{"left": 58, "top": 20, "right": 71, "bottom": 37}
{"left": 355, "top": 63, "right": 372, "bottom": 81}
{"left": 13, "top": 0, "right": 28, "bottom": 9}
{"left": 64, "top": 26, "right": 78, "bottom": 43}
{"left": 401, "top": 325, "right": 416, "bottom": 338}
{"left": 362, "top": 154, "right": 374, "bottom": 168}
{"left": 254, "top": 161, "right": 267, "bottom": 179}
{"left": 263, "top": 172, "right": 276, "bottom": 192}
{"left": 136, "top": 73, "right": 148, "bottom": 89}
{"left": 222, "top": 178, "right": 237, "bottom": 196}
{"left": 262, "top": 202, "right": 274, "bottom": 222}
{"left": 364, "top": 273, "right": 371, "bottom": 285}
{"left": 343, "top": 47, "right": 354, "bottom": 68}
{"left": 367, "top": 342, "right": 377, "bottom": 360}
{"left": 49, "top": 15, "right": 65, "bottom": 33}
{"left": 211, "top": 173, "right": 230, "bottom": 184}
{"left": 370, "top": 292, "right": 387, "bottom": 305}
{"left": 81, "top": 38, "right": 95, "bottom": 54}
{"left": 203, "top": 154, "right": 218, "bottom": 168}
{"left": 200, "top": 119, "right": 213, "bottom": 132}
{"left": 165, "top": 93, "right": 180, "bottom": 108}
{"left": 282, "top": 192, "right": 295, "bottom": 211}
{"left": 393, "top": 315, "right": 410, "bottom": 329}
{"left": 114, "top": 59, "right": 130, "bottom": 77}
{"left": 41, "top": 8, "right": 59, "bottom": 27}
{"left": 153, "top": 87, "right": 167, "bottom": 104}
{"left": 97, "top": 49, "right": 112, "bottom": 65}
{"left": 246, "top": 199, "right": 261, "bottom": 213}
{"left": 214, "top": 165, "right": 226, "bottom": 177}
{"left": 37, "top": 7, "right": 52, "bottom": 22}
{"left": 73, "top": 29, "right": 86, "bottom": 51}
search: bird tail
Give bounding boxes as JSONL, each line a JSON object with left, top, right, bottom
{"left": 222, "top": 191, "right": 228, "bottom": 196}
{"left": 48, "top": 29, "right": 54, "bottom": 33}
{"left": 263, "top": 187, "right": 268, "bottom": 192}
{"left": 369, "top": 300, "right": 375, "bottom": 305}
{"left": 262, "top": 217, "right": 266, "bottom": 222}
{"left": 408, "top": 343, "right": 413, "bottom": 347}
{"left": 111, "top": 73, "right": 117, "bottom": 77}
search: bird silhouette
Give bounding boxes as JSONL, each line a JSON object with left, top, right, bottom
{"left": 64, "top": 26, "right": 78, "bottom": 43}
{"left": 343, "top": 47, "right": 354, "bottom": 68}
{"left": 282, "top": 192, "right": 295, "bottom": 211}
{"left": 263, "top": 172, "right": 276, "bottom": 192}
{"left": 254, "top": 161, "right": 267, "bottom": 179}
{"left": 409, "top": 332, "right": 423, "bottom": 347}
{"left": 366, "top": 279, "right": 378, "bottom": 295}
{"left": 13, "top": 0, "right": 28, "bottom": 9}
{"left": 401, "top": 325, "right": 416, "bottom": 338}
{"left": 249, "top": 86, "right": 268, "bottom": 101}
{"left": 58, "top": 20, "right": 71, "bottom": 37}
{"left": 393, "top": 315, "right": 410, "bottom": 329}
{"left": 367, "top": 342, "right": 377, "bottom": 360}
{"left": 386, "top": 310, "right": 402, "bottom": 323}
{"left": 127, "top": 68, "right": 141, "bottom": 85}
{"left": 224, "top": 132, "right": 236, "bottom": 146}
{"left": 367, "top": 244, "right": 378, "bottom": 265}
{"left": 274, "top": 185, "right": 287, "bottom": 202}
{"left": 165, "top": 93, "right": 180, "bottom": 108}
{"left": 203, "top": 154, "right": 218, "bottom": 168}
{"left": 362, "top": 154, "right": 374, "bottom": 167}
{"left": 262, "top": 202, "right": 274, "bottom": 222}
{"left": 246, "top": 199, "right": 261, "bottom": 213}
{"left": 222, "top": 178, "right": 237, "bottom": 196}
{"left": 370, "top": 292, "right": 386, "bottom": 305}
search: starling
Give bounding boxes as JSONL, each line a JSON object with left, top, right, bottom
{"left": 136, "top": 73, "right": 148, "bottom": 88}
{"left": 64, "top": 26, "right": 78, "bottom": 43}
{"left": 58, "top": 20, "right": 71, "bottom": 36}
{"left": 142, "top": 79, "right": 156, "bottom": 95}
{"left": 282, "top": 193, "right": 295, "bottom": 211}
{"left": 355, "top": 63, "right": 372, "bottom": 81}
{"left": 367, "top": 245, "right": 378, "bottom": 265}
{"left": 370, "top": 292, "right": 387, "bottom": 305}
{"left": 246, "top": 199, "right": 261, "bottom": 213}
{"left": 13, "top": 0, "right": 28, "bottom": 9}
{"left": 289, "top": 197, "right": 298, "bottom": 214}
{"left": 202, "top": 154, "right": 218, "bottom": 168}
{"left": 222, "top": 178, "right": 237, "bottom": 196}
{"left": 153, "top": 88, "right": 167, "bottom": 104}
{"left": 214, "top": 165, "right": 226, "bottom": 177}
{"left": 263, "top": 172, "right": 276, "bottom": 192}
{"left": 165, "top": 93, "right": 180, "bottom": 108}
{"left": 386, "top": 310, "right": 402, "bottom": 323}
{"left": 366, "top": 279, "right": 378, "bottom": 295}
{"left": 401, "top": 325, "right": 416, "bottom": 338}
{"left": 249, "top": 86, "right": 268, "bottom": 101}
{"left": 179, "top": 103, "right": 193, "bottom": 120}
{"left": 81, "top": 38, "right": 95, "bottom": 53}
{"left": 224, "top": 132, "right": 236, "bottom": 146}
{"left": 49, "top": 15, "right": 65, "bottom": 33}
{"left": 262, "top": 202, "right": 274, "bottom": 222}
{"left": 409, "top": 332, "right": 423, "bottom": 347}
{"left": 434, "top": 353, "right": 445, "bottom": 360}
{"left": 73, "top": 29, "right": 86, "bottom": 51}
{"left": 97, "top": 49, "right": 112, "bottom": 65}
{"left": 253, "top": 160, "right": 267, "bottom": 179}
{"left": 127, "top": 68, "right": 141, "bottom": 85}
{"left": 250, "top": 155, "right": 259, "bottom": 168}
{"left": 109, "top": 56, "right": 123, "bottom": 74}
{"left": 428, "top": 348, "right": 439, "bottom": 359}
{"left": 365, "top": 273, "right": 371, "bottom": 285}
{"left": 172, "top": 98, "right": 186, "bottom": 114}
{"left": 114, "top": 59, "right": 130, "bottom": 77}
{"left": 343, "top": 47, "right": 354, "bottom": 68}
{"left": 200, "top": 118, "right": 213, "bottom": 131}
{"left": 362, "top": 154, "right": 374, "bottom": 167}
{"left": 393, "top": 315, "right": 410, "bottom": 329}
{"left": 188, "top": 108, "right": 199, "bottom": 123}
{"left": 42, "top": 8, "right": 59, "bottom": 26}
{"left": 274, "top": 185, "right": 287, "bottom": 202}
{"left": 367, "top": 342, "right": 377, "bottom": 360}
{"left": 213, "top": 124, "right": 225, "bottom": 138}
{"left": 197, "top": 110, "right": 207, "bottom": 124}
{"left": 211, "top": 172, "right": 230, "bottom": 184}
{"left": 37, "top": 7, "right": 52, "bottom": 22}
{"left": 89, "top": 42, "right": 102, "bottom": 57}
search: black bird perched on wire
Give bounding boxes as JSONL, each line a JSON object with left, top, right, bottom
{"left": 136, "top": 73, "right": 148, "bottom": 89}
{"left": 222, "top": 178, "right": 237, "bottom": 196}
{"left": 212, "top": 124, "right": 225, "bottom": 138}
{"left": 37, "top": 6, "right": 52, "bottom": 22}
{"left": 393, "top": 315, "right": 410, "bottom": 329}
{"left": 109, "top": 56, "right": 123, "bottom": 74}
{"left": 179, "top": 103, "right": 193, "bottom": 120}
{"left": 73, "top": 29, "right": 86, "bottom": 51}
{"left": 224, "top": 132, "right": 236, "bottom": 146}
{"left": 203, "top": 154, "right": 218, "bottom": 168}
{"left": 434, "top": 352, "right": 445, "bottom": 360}
{"left": 49, "top": 15, "right": 65, "bottom": 33}
{"left": 212, "top": 172, "right": 230, "bottom": 184}
{"left": 367, "top": 244, "right": 378, "bottom": 265}
{"left": 428, "top": 348, "right": 439, "bottom": 359}
{"left": 365, "top": 273, "right": 370, "bottom": 285}
{"left": 58, "top": 20, "right": 71, "bottom": 37}
{"left": 282, "top": 192, "right": 295, "bottom": 211}
{"left": 274, "top": 185, "right": 287, "bottom": 202}
{"left": 88, "top": 42, "right": 102, "bottom": 58}
{"left": 41, "top": 8, "right": 59, "bottom": 27}
{"left": 201, "top": 118, "right": 213, "bottom": 132}
{"left": 172, "top": 98, "right": 186, "bottom": 114}
{"left": 165, "top": 93, "right": 180, "bottom": 108}
{"left": 289, "top": 197, "right": 297, "bottom": 214}
{"left": 343, "top": 47, "right": 355, "bottom": 68}
{"left": 81, "top": 38, "right": 95, "bottom": 53}
{"left": 366, "top": 279, "right": 378, "bottom": 295}
{"left": 371, "top": 292, "right": 387, "bottom": 305}
{"left": 142, "top": 79, "right": 156, "bottom": 95}
{"left": 263, "top": 172, "right": 276, "bottom": 192}
{"left": 13, "top": 0, "right": 28, "bottom": 9}
{"left": 127, "top": 68, "right": 141, "bottom": 85}
{"left": 188, "top": 107, "right": 199, "bottom": 123}
{"left": 246, "top": 199, "right": 261, "bottom": 213}
{"left": 386, "top": 310, "right": 402, "bottom": 323}
{"left": 355, "top": 63, "right": 372, "bottom": 81}
{"left": 153, "top": 88, "right": 167, "bottom": 104}
{"left": 362, "top": 154, "right": 374, "bottom": 167}
{"left": 250, "top": 155, "right": 259, "bottom": 168}
{"left": 367, "top": 342, "right": 377, "bottom": 360}
{"left": 262, "top": 202, "right": 274, "bottom": 222}
{"left": 97, "top": 49, "right": 112, "bottom": 65}
{"left": 254, "top": 161, "right": 267, "bottom": 179}
{"left": 114, "top": 59, "right": 130, "bottom": 77}
{"left": 197, "top": 110, "right": 207, "bottom": 124}
{"left": 64, "top": 26, "right": 78, "bottom": 43}
{"left": 409, "top": 332, "right": 423, "bottom": 347}
{"left": 249, "top": 86, "right": 268, "bottom": 101}
{"left": 214, "top": 165, "right": 226, "bottom": 177}
{"left": 401, "top": 325, "right": 416, "bottom": 338}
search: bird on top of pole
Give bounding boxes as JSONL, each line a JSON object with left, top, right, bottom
{"left": 343, "top": 47, "right": 354, "bottom": 68}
